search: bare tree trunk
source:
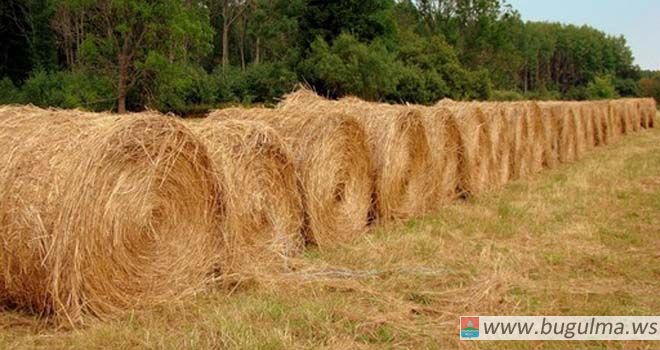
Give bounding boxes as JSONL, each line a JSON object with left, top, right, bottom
{"left": 254, "top": 36, "right": 260, "bottom": 65}
{"left": 117, "top": 55, "right": 129, "bottom": 114}
{"left": 222, "top": 22, "right": 230, "bottom": 68}
{"left": 239, "top": 22, "right": 246, "bottom": 70}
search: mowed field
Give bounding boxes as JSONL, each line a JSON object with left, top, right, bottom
{"left": 0, "top": 116, "right": 658, "bottom": 349}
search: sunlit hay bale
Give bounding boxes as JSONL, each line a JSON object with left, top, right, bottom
{"left": 638, "top": 98, "right": 655, "bottom": 129}
{"left": 569, "top": 103, "right": 587, "bottom": 160}
{"left": 636, "top": 99, "right": 650, "bottom": 129}
{"left": 548, "top": 103, "right": 578, "bottom": 163}
{"left": 643, "top": 98, "right": 658, "bottom": 128}
{"left": 434, "top": 98, "right": 457, "bottom": 107}
{"left": 281, "top": 90, "right": 433, "bottom": 221}
{"left": 629, "top": 100, "right": 642, "bottom": 132}
{"left": 610, "top": 100, "right": 631, "bottom": 136}
{"left": 587, "top": 102, "right": 605, "bottom": 147}
{"left": 419, "top": 106, "right": 461, "bottom": 208}
{"left": 598, "top": 101, "right": 618, "bottom": 144}
{"left": 578, "top": 102, "right": 596, "bottom": 150}
{"left": 211, "top": 108, "right": 373, "bottom": 249}
{"left": 335, "top": 99, "right": 432, "bottom": 220}
{"left": 502, "top": 103, "right": 534, "bottom": 179}
{"left": 187, "top": 118, "right": 304, "bottom": 274}
{"left": 0, "top": 106, "right": 221, "bottom": 326}
{"left": 451, "top": 103, "right": 495, "bottom": 196}
{"left": 536, "top": 102, "right": 560, "bottom": 169}
{"left": 524, "top": 102, "right": 546, "bottom": 174}
{"left": 478, "top": 102, "right": 511, "bottom": 187}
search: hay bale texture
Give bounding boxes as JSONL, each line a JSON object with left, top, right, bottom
{"left": 210, "top": 107, "right": 373, "bottom": 249}
{"left": 449, "top": 103, "right": 495, "bottom": 195}
{"left": 640, "top": 98, "right": 656, "bottom": 128}
{"left": 475, "top": 102, "right": 511, "bottom": 187}
{"left": 187, "top": 118, "right": 304, "bottom": 273}
{"left": 0, "top": 106, "right": 221, "bottom": 326}
{"left": 280, "top": 89, "right": 432, "bottom": 221}
{"left": 419, "top": 106, "right": 461, "bottom": 206}
{"left": 502, "top": 103, "right": 534, "bottom": 178}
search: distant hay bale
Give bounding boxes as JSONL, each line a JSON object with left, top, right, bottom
{"left": 536, "top": 103, "right": 560, "bottom": 168}
{"left": 451, "top": 104, "right": 495, "bottom": 195}
{"left": 280, "top": 89, "right": 432, "bottom": 221}
{"left": 629, "top": 100, "right": 642, "bottom": 132}
{"left": 640, "top": 98, "right": 656, "bottom": 128}
{"left": 587, "top": 102, "right": 605, "bottom": 146}
{"left": 596, "top": 101, "right": 613, "bottom": 145}
{"left": 420, "top": 106, "right": 461, "bottom": 207}
{"left": 610, "top": 100, "right": 631, "bottom": 136}
{"left": 344, "top": 103, "right": 431, "bottom": 220}
{"left": 0, "top": 106, "right": 221, "bottom": 326}
{"left": 503, "top": 103, "right": 533, "bottom": 178}
{"left": 546, "top": 103, "right": 578, "bottom": 163}
{"left": 478, "top": 102, "right": 511, "bottom": 186}
{"left": 523, "top": 102, "right": 545, "bottom": 174}
{"left": 578, "top": 103, "right": 596, "bottom": 150}
{"left": 211, "top": 107, "right": 372, "bottom": 249}
{"left": 570, "top": 103, "right": 587, "bottom": 160}
{"left": 187, "top": 118, "right": 304, "bottom": 273}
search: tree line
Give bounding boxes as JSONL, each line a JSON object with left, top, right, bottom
{"left": 0, "top": 0, "right": 654, "bottom": 114}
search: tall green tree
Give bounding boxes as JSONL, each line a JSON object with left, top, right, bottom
{"left": 75, "top": 0, "right": 213, "bottom": 113}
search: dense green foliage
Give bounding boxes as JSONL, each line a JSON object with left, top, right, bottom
{"left": 640, "top": 71, "right": 660, "bottom": 105}
{"left": 0, "top": 0, "right": 649, "bottom": 114}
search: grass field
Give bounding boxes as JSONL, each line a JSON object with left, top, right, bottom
{"left": 1, "top": 125, "right": 658, "bottom": 349}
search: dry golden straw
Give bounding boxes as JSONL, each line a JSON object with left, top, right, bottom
{"left": 280, "top": 89, "right": 432, "bottom": 221}
{"left": 449, "top": 103, "right": 495, "bottom": 195}
{"left": 210, "top": 107, "right": 373, "bottom": 249}
{"left": 419, "top": 106, "right": 461, "bottom": 207}
{"left": 477, "top": 102, "right": 511, "bottom": 187}
{"left": 502, "top": 103, "right": 534, "bottom": 178}
{"left": 187, "top": 118, "right": 304, "bottom": 274}
{"left": 0, "top": 105, "right": 221, "bottom": 326}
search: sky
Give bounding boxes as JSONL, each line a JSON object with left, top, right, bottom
{"left": 507, "top": 0, "right": 660, "bottom": 71}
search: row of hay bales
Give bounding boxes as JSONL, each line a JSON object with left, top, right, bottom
{"left": 0, "top": 94, "right": 655, "bottom": 326}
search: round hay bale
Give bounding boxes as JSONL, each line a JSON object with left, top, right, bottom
{"left": 547, "top": 103, "right": 577, "bottom": 163}
{"left": 187, "top": 118, "right": 304, "bottom": 273}
{"left": 344, "top": 103, "right": 431, "bottom": 220}
{"left": 578, "top": 103, "right": 596, "bottom": 150}
{"left": 642, "top": 98, "right": 656, "bottom": 128}
{"left": 420, "top": 106, "right": 461, "bottom": 207}
{"left": 0, "top": 106, "right": 221, "bottom": 326}
{"left": 503, "top": 103, "right": 534, "bottom": 178}
{"left": 211, "top": 108, "right": 373, "bottom": 249}
{"left": 610, "top": 100, "right": 631, "bottom": 136}
{"left": 451, "top": 104, "right": 495, "bottom": 195}
{"left": 478, "top": 102, "right": 511, "bottom": 187}
{"left": 629, "top": 100, "right": 642, "bottom": 132}
{"left": 283, "top": 93, "right": 433, "bottom": 221}
{"left": 569, "top": 103, "right": 587, "bottom": 160}
{"left": 637, "top": 99, "right": 650, "bottom": 128}
{"left": 587, "top": 102, "right": 605, "bottom": 147}
{"left": 536, "top": 102, "right": 560, "bottom": 169}
{"left": 523, "top": 102, "right": 545, "bottom": 174}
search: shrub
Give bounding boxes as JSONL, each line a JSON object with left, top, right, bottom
{"left": 21, "top": 70, "right": 114, "bottom": 111}
{"left": 491, "top": 90, "right": 524, "bottom": 101}
{"left": 640, "top": 73, "right": 660, "bottom": 105}
{"left": 585, "top": 75, "right": 618, "bottom": 100}
{"left": 0, "top": 77, "right": 22, "bottom": 104}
